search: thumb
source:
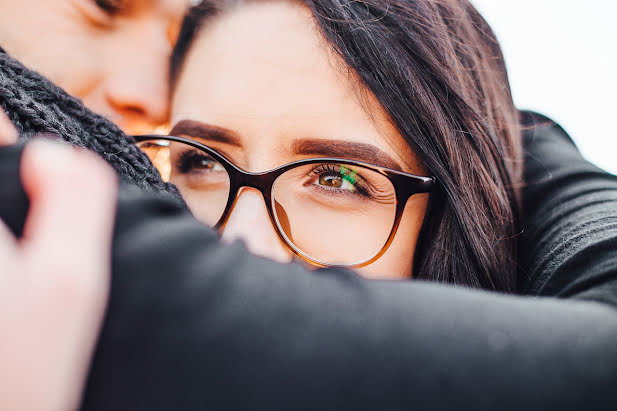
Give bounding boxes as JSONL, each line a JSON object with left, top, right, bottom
{"left": 17, "top": 138, "right": 118, "bottom": 411}
{"left": 20, "top": 139, "right": 117, "bottom": 277}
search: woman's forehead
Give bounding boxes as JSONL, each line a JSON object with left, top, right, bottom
{"left": 171, "top": 1, "right": 420, "bottom": 171}
{"left": 173, "top": 4, "right": 379, "bottom": 132}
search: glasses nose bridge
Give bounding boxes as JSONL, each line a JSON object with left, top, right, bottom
{"left": 232, "top": 168, "right": 278, "bottom": 199}
{"left": 218, "top": 169, "right": 280, "bottom": 233}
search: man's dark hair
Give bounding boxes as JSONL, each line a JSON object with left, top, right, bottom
{"left": 170, "top": 0, "right": 523, "bottom": 291}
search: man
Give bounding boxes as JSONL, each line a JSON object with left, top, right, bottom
{"left": 0, "top": 0, "right": 190, "bottom": 134}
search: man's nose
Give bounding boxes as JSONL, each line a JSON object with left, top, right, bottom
{"left": 103, "top": 27, "right": 170, "bottom": 133}
{"left": 220, "top": 188, "right": 293, "bottom": 263}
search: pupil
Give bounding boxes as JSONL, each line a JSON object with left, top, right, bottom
{"left": 194, "top": 156, "right": 213, "bottom": 169}
{"left": 319, "top": 173, "right": 342, "bottom": 188}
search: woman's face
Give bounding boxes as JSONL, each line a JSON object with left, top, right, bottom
{"left": 170, "top": 1, "right": 429, "bottom": 279}
{"left": 0, "top": 0, "right": 189, "bottom": 134}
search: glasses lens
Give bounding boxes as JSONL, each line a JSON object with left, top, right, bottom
{"left": 137, "top": 139, "right": 230, "bottom": 226}
{"left": 272, "top": 162, "right": 397, "bottom": 266}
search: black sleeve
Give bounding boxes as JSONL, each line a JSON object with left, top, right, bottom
{"left": 0, "top": 142, "right": 28, "bottom": 237}
{"left": 518, "top": 111, "right": 617, "bottom": 307}
{"left": 89, "top": 187, "right": 617, "bottom": 411}
{"left": 0, "top": 125, "right": 615, "bottom": 411}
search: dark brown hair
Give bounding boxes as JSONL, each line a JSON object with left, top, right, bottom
{"left": 170, "top": 0, "right": 523, "bottom": 291}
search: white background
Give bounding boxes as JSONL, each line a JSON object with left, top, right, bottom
{"left": 471, "top": 0, "right": 617, "bottom": 175}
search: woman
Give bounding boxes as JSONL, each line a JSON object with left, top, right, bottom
{"left": 4, "top": 115, "right": 616, "bottom": 411}
{"left": 138, "top": 0, "right": 522, "bottom": 288}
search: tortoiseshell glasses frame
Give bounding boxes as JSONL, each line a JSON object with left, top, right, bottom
{"left": 134, "top": 134, "right": 435, "bottom": 268}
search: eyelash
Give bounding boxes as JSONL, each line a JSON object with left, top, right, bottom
{"left": 176, "top": 150, "right": 217, "bottom": 173}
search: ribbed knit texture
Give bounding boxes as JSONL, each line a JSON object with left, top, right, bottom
{"left": 0, "top": 49, "right": 179, "bottom": 198}
{"left": 518, "top": 113, "right": 617, "bottom": 307}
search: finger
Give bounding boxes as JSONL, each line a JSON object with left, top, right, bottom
{"left": 18, "top": 139, "right": 117, "bottom": 410}
{"left": 0, "top": 220, "right": 17, "bottom": 273}
{"left": 20, "top": 139, "right": 117, "bottom": 280}
{"left": 0, "top": 109, "right": 18, "bottom": 146}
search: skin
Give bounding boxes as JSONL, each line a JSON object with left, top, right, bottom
{"left": 0, "top": 0, "right": 190, "bottom": 134}
{"left": 171, "top": 1, "right": 429, "bottom": 279}
{"left": 0, "top": 110, "right": 117, "bottom": 411}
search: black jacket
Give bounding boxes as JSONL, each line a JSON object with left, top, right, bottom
{"left": 1, "top": 113, "right": 616, "bottom": 410}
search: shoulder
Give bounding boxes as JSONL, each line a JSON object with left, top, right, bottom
{"left": 519, "top": 111, "right": 617, "bottom": 309}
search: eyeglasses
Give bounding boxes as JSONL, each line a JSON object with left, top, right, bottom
{"left": 134, "top": 135, "right": 435, "bottom": 268}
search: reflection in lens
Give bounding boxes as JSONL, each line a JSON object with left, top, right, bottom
{"left": 137, "top": 140, "right": 230, "bottom": 226}
{"left": 272, "top": 163, "right": 397, "bottom": 266}
{"left": 138, "top": 141, "right": 172, "bottom": 181}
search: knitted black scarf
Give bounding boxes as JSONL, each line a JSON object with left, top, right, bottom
{"left": 0, "top": 48, "right": 179, "bottom": 197}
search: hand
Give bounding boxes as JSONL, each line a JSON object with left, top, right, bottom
{"left": 0, "top": 135, "right": 117, "bottom": 411}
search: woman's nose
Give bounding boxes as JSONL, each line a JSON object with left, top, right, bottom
{"left": 220, "top": 188, "right": 293, "bottom": 263}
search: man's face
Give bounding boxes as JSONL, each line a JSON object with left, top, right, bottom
{"left": 0, "top": 0, "right": 190, "bottom": 134}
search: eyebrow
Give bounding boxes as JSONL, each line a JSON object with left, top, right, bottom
{"left": 170, "top": 120, "right": 242, "bottom": 147}
{"left": 292, "top": 139, "right": 403, "bottom": 171}
{"left": 170, "top": 120, "right": 403, "bottom": 171}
